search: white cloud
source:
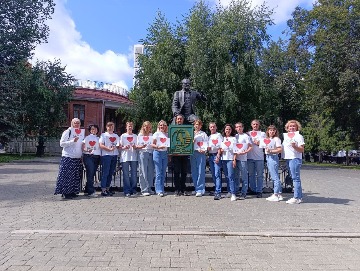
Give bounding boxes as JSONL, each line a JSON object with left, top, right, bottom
{"left": 32, "top": 0, "right": 133, "bottom": 90}
{"left": 216, "top": 0, "right": 315, "bottom": 24}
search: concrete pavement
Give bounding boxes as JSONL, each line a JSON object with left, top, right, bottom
{"left": 0, "top": 158, "right": 360, "bottom": 270}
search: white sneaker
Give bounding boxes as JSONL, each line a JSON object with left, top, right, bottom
{"left": 87, "top": 193, "right": 98, "bottom": 198}
{"left": 266, "top": 194, "right": 280, "bottom": 202}
{"left": 278, "top": 195, "right": 284, "bottom": 201}
{"left": 192, "top": 191, "right": 197, "bottom": 195}
{"left": 230, "top": 194, "right": 237, "bottom": 201}
{"left": 195, "top": 192, "right": 202, "bottom": 197}
{"left": 142, "top": 192, "right": 150, "bottom": 196}
{"left": 158, "top": 193, "right": 164, "bottom": 197}
{"left": 286, "top": 198, "right": 302, "bottom": 204}
{"left": 225, "top": 192, "right": 232, "bottom": 198}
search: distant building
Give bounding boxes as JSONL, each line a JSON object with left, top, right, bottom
{"left": 65, "top": 79, "right": 132, "bottom": 134}
{"left": 133, "top": 44, "right": 144, "bottom": 85}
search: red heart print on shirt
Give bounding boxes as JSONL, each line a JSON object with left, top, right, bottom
{"left": 250, "top": 131, "right": 257, "bottom": 137}
{"left": 109, "top": 137, "right": 116, "bottom": 142}
{"left": 264, "top": 138, "right": 271, "bottom": 145}
{"left": 75, "top": 129, "right": 81, "bottom": 134}
{"left": 225, "top": 141, "right": 231, "bottom": 147}
{"left": 89, "top": 141, "right": 96, "bottom": 146}
{"left": 127, "top": 137, "right": 133, "bottom": 142}
{"left": 236, "top": 143, "right": 243, "bottom": 149}
{"left": 212, "top": 139, "right": 218, "bottom": 145}
{"left": 197, "top": 142, "right": 203, "bottom": 147}
{"left": 160, "top": 138, "right": 167, "bottom": 143}
{"left": 288, "top": 132, "right": 295, "bottom": 138}
{"left": 143, "top": 136, "right": 149, "bottom": 141}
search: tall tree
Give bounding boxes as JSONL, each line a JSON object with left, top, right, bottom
{"left": 288, "top": 0, "right": 360, "bottom": 147}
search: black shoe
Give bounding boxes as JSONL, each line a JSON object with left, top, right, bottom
{"left": 214, "top": 193, "right": 221, "bottom": 200}
{"left": 256, "top": 192, "right": 262, "bottom": 198}
{"left": 209, "top": 191, "right": 215, "bottom": 196}
{"left": 248, "top": 189, "right": 256, "bottom": 195}
{"left": 174, "top": 191, "right": 180, "bottom": 197}
{"left": 239, "top": 194, "right": 246, "bottom": 200}
{"left": 70, "top": 193, "right": 79, "bottom": 198}
{"left": 63, "top": 194, "right": 73, "bottom": 199}
{"left": 106, "top": 190, "right": 114, "bottom": 196}
{"left": 101, "top": 191, "right": 109, "bottom": 197}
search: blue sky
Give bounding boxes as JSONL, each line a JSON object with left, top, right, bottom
{"left": 33, "top": 0, "right": 314, "bottom": 90}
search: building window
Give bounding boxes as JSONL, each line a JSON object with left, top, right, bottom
{"left": 73, "top": 104, "right": 85, "bottom": 126}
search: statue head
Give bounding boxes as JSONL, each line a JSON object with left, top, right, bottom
{"left": 181, "top": 78, "right": 191, "bottom": 91}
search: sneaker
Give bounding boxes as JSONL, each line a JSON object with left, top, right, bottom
{"left": 214, "top": 193, "right": 221, "bottom": 200}
{"left": 239, "top": 194, "right": 246, "bottom": 200}
{"left": 158, "top": 193, "right": 164, "bottom": 197}
{"left": 106, "top": 190, "right": 114, "bottom": 196}
{"left": 87, "top": 193, "right": 98, "bottom": 198}
{"left": 209, "top": 191, "right": 215, "bottom": 196}
{"left": 266, "top": 194, "right": 280, "bottom": 202}
{"left": 174, "top": 191, "right": 180, "bottom": 197}
{"left": 191, "top": 191, "right": 197, "bottom": 195}
{"left": 195, "top": 192, "right": 202, "bottom": 197}
{"left": 230, "top": 194, "right": 237, "bottom": 201}
{"left": 70, "top": 193, "right": 79, "bottom": 198}
{"left": 101, "top": 191, "right": 109, "bottom": 197}
{"left": 256, "top": 192, "right": 263, "bottom": 198}
{"left": 149, "top": 190, "right": 156, "bottom": 195}
{"left": 225, "top": 192, "right": 232, "bottom": 198}
{"left": 183, "top": 191, "right": 190, "bottom": 196}
{"left": 278, "top": 195, "right": 284, "bottom": 201}
{"left": 125, "top": 193, "right": 131, "bottom": 197}
{"left": 142, "top": 192, "right": 150, "bottom": 196}
{"left": 63, "top": 194, "right": 73, "bottom": 199}
{"left": 286, "top": 198, "right": 302, "bottom": 204}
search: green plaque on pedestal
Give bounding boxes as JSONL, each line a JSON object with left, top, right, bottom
{"left": 169, "top": 125, "right": 194, "bottom": 155}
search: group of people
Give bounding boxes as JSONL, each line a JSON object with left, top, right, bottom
{"left": 54, "top": 117, "right": 305, "bottom": 204}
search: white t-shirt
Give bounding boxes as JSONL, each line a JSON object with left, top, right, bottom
{"left": 137, "top": 133, "right": 153, "bottom": 153}
{"left": 261, "top": 137, "right": 282, "bottom": 155}
{"left": 235, "top": 133, "right": 251, "bottom": 161}
{"left": 208, "top": 132, "right": 223, "bottom": 154}
{"left": 193, "top": 130, "right": 208, "bottom": 152}
{"left": 60, "top": 128, "right": 84, "bottom": 158}
{"left": 282, "top": 132, "right": 305, "bottom": 159}
{"left": 120, "top": 133, "right": 138, "bottom": 162}
{"left": 82, "top": 134, "right": 101, "bottom": 155}
{"left": 99, "top": 132, "right": 119, "bottom": 156}
{"left": 152, "top": 131, "right": 168, "bottom": 152}
{"left": 247, "top": 131, "right": 266, "bottom": 160}
{"left": 221, "top": 136, "right": 236, "bottom": 161}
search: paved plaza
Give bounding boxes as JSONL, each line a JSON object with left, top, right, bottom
{"left": 0, "top": 158, "right": 360, "bottom": 270}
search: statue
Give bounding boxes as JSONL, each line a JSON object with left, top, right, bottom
{"left": 171, "top": 78, "right": 207, "bottom": 124}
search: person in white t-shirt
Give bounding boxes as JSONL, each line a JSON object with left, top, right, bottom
{"left": 191, "top": 119, "right": 208, "bottom": 197}
{"left": 247, "top": 119, "right": 266, "bottom": 198}
{"left": 262, "top": 125, "right": 283, "bottom": 202}
{"left": 151, "top": 120, "right": 169, "bottom": 197}
{"left": 234, "top": 122, "right": 252, "bottom": 200}
{"left": 119, "top": 122, "right": 139, "bottom": 197}
{"left": 282, "top": 120, "right": 305, "bottom": 204}
{"left": 99, "top": 122, "right": 120, "bottom": 197}
{"left": 220, "top": 124, "right": 237, "bottom": 201}
{"left": 82, "top": 124, "right": 101, "bottom": 197}
{"left": 137, "top": 121, "right": 155, "bottom": 196}
{"left": 207, "top": 122, "right": 223, "bottom": 200}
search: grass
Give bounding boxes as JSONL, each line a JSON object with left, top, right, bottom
{"left": 303, "top": 161, "right": 360, "bottom": 170}
{"left": 0, "top": 153, "right": 37, "bottom": 163}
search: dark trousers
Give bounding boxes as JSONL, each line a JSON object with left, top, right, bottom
{"left": 172, "top": 155, "right": 189, "bottom": 192}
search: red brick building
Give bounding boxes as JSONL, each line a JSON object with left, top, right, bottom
{"left": 66, "top": 80, "right": 132, "bottom": 135}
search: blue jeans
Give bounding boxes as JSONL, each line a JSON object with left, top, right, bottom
{"left": 209, "top": 154, "right": 222, "bottom": 194}
{"left": 234, "top": 160, "right": 248, "bottom": 195}
{"left": 122, "top": 161, "right": 138, "bottom": 195}
{"left": 153, "top": 150, "right": 168, "bottom": 193}
{"left": 222, "top": 160, "right": 235, "bottom": 194}
{"left": 190, "top": 151, "right": 206, "bottom": 194}
{"left": 247, "top": 159, "right": 264, "bottom": 193}
{"left": 266, "top": 155, "right": 282, "bottom": 194}
{"left": 83, "top": 154, "right": 100, "bottom": 194}
{"left": 100, "top": 155, "right": 117, "bottom": 189}
{"left": 287, "top": 158, "right": 302, "bottom": 199}
{"left": 138, "top": 152, "right": 154, "bottom": 193}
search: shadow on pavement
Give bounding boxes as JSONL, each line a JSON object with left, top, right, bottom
{"left": 304, "top": 192, "right": 353, "bottom": 205}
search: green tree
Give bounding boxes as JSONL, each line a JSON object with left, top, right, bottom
{"left": 287, "top": 0, "right": 360, "bottom": 147}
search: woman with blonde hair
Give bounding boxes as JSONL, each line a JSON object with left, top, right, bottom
{"left": 55, "top": 118, "right": 84, "bottom": 199}
{"left": 151, "top": 120, "right": 168, "bottom": 197}
{"left": 137, "top": 121, "right": 155, "bottom": 196}
{"left": 283, "top": 120, "right": 305, "bottom": 204}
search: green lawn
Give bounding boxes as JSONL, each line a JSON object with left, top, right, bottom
{"left": 0, "top": 154, "right": 37, "bottom": 163}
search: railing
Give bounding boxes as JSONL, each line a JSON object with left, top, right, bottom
{"left": 6, "top": 137, "right": 62, "bottom": 155}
